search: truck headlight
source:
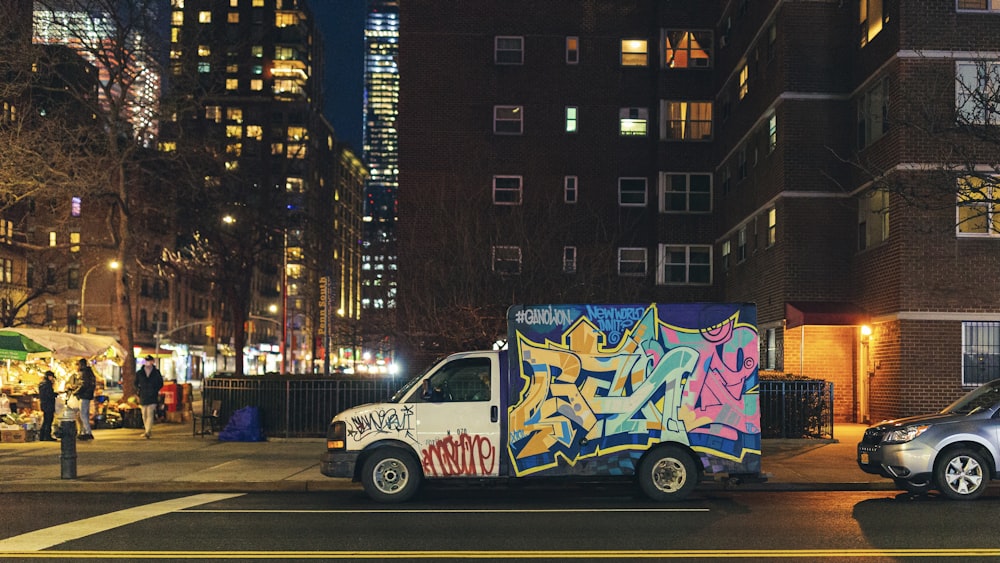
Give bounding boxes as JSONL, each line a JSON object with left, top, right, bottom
{"left": 882, "top": 425, "right": 930, "bottom": 444}
{"left": 326, "top": 420, "right": 347, "bottom": 450}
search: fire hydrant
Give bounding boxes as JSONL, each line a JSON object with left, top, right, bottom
{"left": 59, "top": 406, "right": 78, "bottom": 479}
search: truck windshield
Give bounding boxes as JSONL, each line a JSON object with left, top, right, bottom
{"left": 942, "top": 380, "right": 1000, "bottom": 415}
{"left": 388, "top": 359, "right": 444, "bottom": 402}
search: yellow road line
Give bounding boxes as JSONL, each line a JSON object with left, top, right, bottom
{"left": 1, "top": 549, "right": 999, "bottom": 559}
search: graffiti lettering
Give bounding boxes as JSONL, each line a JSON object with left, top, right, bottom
{"left": 421, "top": 433, "right": 496, "bottom": 477}
{"left": 347, "top": 405, "right": 415, "bottom": 441}
{"left": 513, "top": 306, "right": 575, "bottom": 327}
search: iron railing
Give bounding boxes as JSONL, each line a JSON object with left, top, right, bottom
{"left": 203, "top": 376, "right": 834, "bottom": 440}
{"left": 201, "top": 377, "right": 403, "bottom": 438}
{"left": 759, "top": 379, "right": 834, "bottom": 439}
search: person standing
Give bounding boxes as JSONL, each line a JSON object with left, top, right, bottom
{"left": 39, "top": 371, "right": 57, "bottom": 441}
{"left": 74, "top": 358, "right": 96, "bottom": 440}
{"left": 135, "top": 355, "right": 163, "bottom": 439}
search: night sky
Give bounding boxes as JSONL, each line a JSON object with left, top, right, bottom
{"left": 311, "top": 1, "right": 367, "bottom": 155}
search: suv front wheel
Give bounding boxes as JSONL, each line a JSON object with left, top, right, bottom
{"left": 935, "top": 448, "right": 989, "bottom": 501}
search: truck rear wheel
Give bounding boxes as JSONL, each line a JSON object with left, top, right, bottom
{"left": 638, "top": 445, "right": 697, "bottom": 502}
{"left": 361, "top": 447, "right": 422, "bottom": 503}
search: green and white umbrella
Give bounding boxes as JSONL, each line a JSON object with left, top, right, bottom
{"left": 0, "top": 330, "right": 52, "bottom": 361}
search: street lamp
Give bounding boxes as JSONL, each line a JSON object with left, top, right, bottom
{"left": 79, "top": 260, "right": 119, "bottom": 333}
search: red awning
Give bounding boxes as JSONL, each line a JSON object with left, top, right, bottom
{"left": 785, "top": 301, "right": 869, "bottom": 329}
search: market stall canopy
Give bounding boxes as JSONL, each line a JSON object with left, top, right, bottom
{"left": 0, "top": 327, "right": 125, "bottom": 361}
{"left": 0, "top": 330, "right": 51, "bottom": 361}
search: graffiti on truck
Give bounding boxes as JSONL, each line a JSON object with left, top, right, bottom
{"left": 347, "top": 405, "right": 416, "bottom": 441}
{"left": 421, "top": 432, "right": 497, "bottom": 477}
{"left": 508, "top": 304, "right": 759, "bottom": 476}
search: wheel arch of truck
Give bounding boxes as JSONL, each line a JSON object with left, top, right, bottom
{"left": 354, "top": 439, "right": 423, "bottom": 481}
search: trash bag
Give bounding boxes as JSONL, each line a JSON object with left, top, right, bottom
{"left": 217, "top": 406, "right": 265, "bottom": 442}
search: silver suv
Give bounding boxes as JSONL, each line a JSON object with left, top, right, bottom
{"left": 857, "top": 379, "right": 1000, "bottom": 500}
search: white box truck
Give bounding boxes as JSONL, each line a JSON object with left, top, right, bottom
{"left": 321, "top": 303, "right": 763, "bottom": 502}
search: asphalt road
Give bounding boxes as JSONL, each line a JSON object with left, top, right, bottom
{"left": 3, "top": 488, "right": 1000, "bottom": 560}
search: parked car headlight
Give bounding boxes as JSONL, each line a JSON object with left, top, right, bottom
{"left": 882, "top": 425, "right": 930, "bottom": 444}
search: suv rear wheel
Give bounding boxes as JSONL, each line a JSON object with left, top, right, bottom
{"left": 935, "top": 448, "right": 988, "bottom": 501}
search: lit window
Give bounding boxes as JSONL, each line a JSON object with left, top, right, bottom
{"left": 858, "top": 77, "right": 889, "bottom": 148}
{"left": 169, "top": 49, "right": 181, "bottom": 60}
{"left": 226, "top": 125, "right": 242, "bottom": 138}
{"left": 722, "top": 240, "right": 731, "bottom": 272}
{"left": 230, "top": 0, "right": 238, "bottom": 6}
{"left": 287, "top": 126, "right": 307, "bottom": 141}
{"left": 738, "top": 63, "right": 749, "bottom": 99}
{"left": 158, "top": 141, "right": 177, "bottom": 152}
{"left": 253, "top": 0, "right": 264, "bottom": 6}
{"left": 765, "top": 328, "right": 777, "bottom": 369}
{"left": 198, "top": 11, "right": 211, "bottom": 23}
{"left": 658, "top": 245, "right": 712, "bottom": 285}
{"left": 661, "top": 101, "right": 713, "bottom": 140}
{"left": 564, "top": 176, "right": 578, "bottom": 204}
{"left": 287, "top": 143, "right": 307, "bottom": 158}
{"left": 859, "top": 0, "right": 885, "bottom": 46}
{"left": 205, "top": 106, "right": 221, "bottom": 122}
{"left": 494, "top": 105, "right": 523, "bottom": 134}
{"left": 766, "top": 208, "right": 777, "bottom": 247}
{"left": 737, "top": 227, "right": 747, "bottom": 262}
{"left": 663, "top": 30, "right": 712, "bottom": 68}
{"left": 172, "top": 0, "right": 185, "bottom": 7}
{"left": 958, "top": 0, "right": 1000, "bottom": 10}
{"left": 252, "top": 45, "right": 263, "bottom": 58}
{"left": 495, "top": 36, "right": 523, "bottom": 65}
{"left": 618, "top": 248, "right": 647, "bottom": 277}
{"left": 246, "top": 125, "right": 263, "bottom": 140}
{"left": 493, "top": 176, "right": 522, "bottom": 205}
{"left": 226, "top": 78, "right": 238, "bottom": 90}
{"left": 566, "top": 106, "right": 578, "bottom": 132}
{"left": 275, "top": 12, "right": 299, "bottom": 27}
{"left": 957, "top": 175, "right": 999, "bottom": 236}
{"left": 198, "top": 62, "right": 211, "bottom": 73}
{"left": 271, "top": 143, "right": 284, "bottom": 155}
{"left": 621, "top": 39, "right": 648, "bottom": 66}
{"left": 198, "top": 45, "right": 211, "bottom": 57}
{"left": 49, "top": 232, "right": 57, "bottom": 247}
{"left": 660, "top": 173, "right": 711, "bottom": 213}
{"left": 228, "top": 12, "right": 239, "bottom": 23}
{"left": 171, "top": 27, "right": 180, "bottom": 43}
{"left": 71, "top": 197, "right": 81, "bottom": 217}
{"left": 171, "top": 10, "right": 183, "bottom": 25}
{"left": 492, "top": 246, "right": 522, "bottom": 275}
{"left": 619, "top": 177, "right": 647, "bottom": 207}
{"left": 70, "top": 232, "right": 80, "bottom": 253}
{"left": 619, "top": 107, "right": 648, "bottom": 136}
{"left": 563, "top": 247, "right": 577, "bottom": 274}
{"left": 566, "top": 36, "right": 579, "bottom": 64}
{"left": 226, "top": 143, "right": 241, "bottom": 156}
{"left": 956, "top": 61, "right": 1000, "bottom": 125}
{"left": 227, "top": 63, "right": 238, "bottom": 73}
{"left": 250, "top": 79, "right": 263, "bottom": 91}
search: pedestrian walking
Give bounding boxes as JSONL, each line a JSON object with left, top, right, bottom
{"left": 135, "top": 355, "right": 163, "bottom": 439}
{"left": 74, "top": 358, "right": 96, "bottom": 440}
{"left": 39, "top": 371, "right": 57, "bottom": 441}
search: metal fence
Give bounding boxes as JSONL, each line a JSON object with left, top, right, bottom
{"left": 759, "top": 379, "right": 834, "bottom": 439}
{"left": 203, "top": 376, "right": 834, "bottom": 440}
{"left": 201, "top": 377, "right": 403, "bottom": 438}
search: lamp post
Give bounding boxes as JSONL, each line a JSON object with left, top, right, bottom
{"left": 78, "top": 260, "right": 119, "bottom": 333}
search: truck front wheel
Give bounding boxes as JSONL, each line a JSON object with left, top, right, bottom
{"left": 638, "top": 446, "right": 697, "bottom": 502}
{"left": 361, "top": 447, "right": 422, "bottom": 503}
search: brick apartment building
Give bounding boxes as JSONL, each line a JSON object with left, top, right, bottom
{"left": 397, "top": 0, "right": 1000, "bottom": 422}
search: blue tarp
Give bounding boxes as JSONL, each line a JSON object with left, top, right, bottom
{"left": 218, "top": 406, "right": 266, "bottom": 442}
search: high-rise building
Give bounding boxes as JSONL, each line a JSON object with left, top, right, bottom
{"left": 360, "top": 0, "right": 398, "bottom": 365}
{"left": 397, "top": 0, "right": 1000, "bottom": 420}
{"left": 164, "top": 0, "right": 364, "bottom": 375}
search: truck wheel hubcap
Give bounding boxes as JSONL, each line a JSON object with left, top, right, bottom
{"left": 374, "top": 459, "right": 408, "bottom": 493}
{"left": 945, "top": 455, "right": 983, "bottom": 495}
{"left": 652, "top": 457, "right": 686, "bottom": 492}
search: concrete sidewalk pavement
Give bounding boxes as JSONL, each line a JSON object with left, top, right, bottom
{"left": 0, "top": 421, "right": 893, "bottom": 494}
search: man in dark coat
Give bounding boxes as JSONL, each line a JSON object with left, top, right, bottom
{"left": 135, "top": 355, "right": 163, "bottom": 439}
{"left": 74, "top": 359, "right": 96, "bottom": 440}
{"left": 39, "top": 371, "right": 57, "bottom": 441}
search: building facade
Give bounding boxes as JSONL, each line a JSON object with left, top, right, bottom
{"left": 397, "top": 0, "right": 1000, "bottom": 421}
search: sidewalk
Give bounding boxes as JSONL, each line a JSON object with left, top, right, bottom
{"left": 0, "top": 421, "right": 893, "bottom": 494}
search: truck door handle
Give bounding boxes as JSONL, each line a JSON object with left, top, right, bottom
{"left": 491, "top": 405, "right": 498, "bottom": 422}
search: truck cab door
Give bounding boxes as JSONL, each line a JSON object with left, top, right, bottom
{"left": 406, "top": 355, "right": 500, "bottom": 478}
